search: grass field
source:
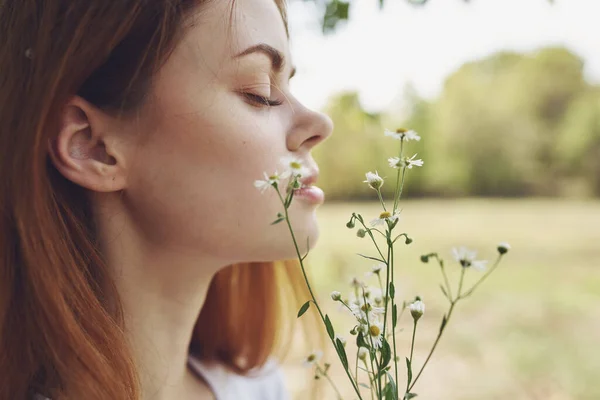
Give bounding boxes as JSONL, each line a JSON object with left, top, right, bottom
{"left": 281, "top": 199, "right": 600, "bottom": 400}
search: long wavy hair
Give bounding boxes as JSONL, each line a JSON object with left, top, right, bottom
{"left": 0, "top": 1, "right": 315, "bottom": 399}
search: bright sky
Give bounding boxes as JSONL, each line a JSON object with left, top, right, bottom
{"left": 287, "top": 0, "right": 600, "bottom": 112}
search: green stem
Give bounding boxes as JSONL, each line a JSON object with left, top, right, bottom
{"left": 408, "top": 267, "right": 467, "bottom": 393}
{"left": 377, "top": 189, "right": 387, "bottom": 212}
{"left": 440, "top": 260, "right": 453, "bottom": 300}
{"left": 405, "top": 320, "right": 417, "bottom": 393}
{"left": 407, "top": 301, "right": 456, "bottom": 393}
{"left": 363, "top": 360, "right": 376, "bottom": 400}
{"left": 316, "top": 365, "right": 343, "bottom": 400}
{"left": 276, "top": 188, "right": 364, "bottom": 399}
{"left": 459, "top": 255, "right": 503, "bottom": 299}
{"left": 457, "top": 267, "right": 466, "bottom": 298}
{"left": 390, "top": 245, "right": 399, "bottom": 398}
{"left": 355, "top": 218, "right": 387, "bottom": 264}
{"left": 361, "top": 289, "right": 383, "bottom": 398}
{"left": 393, "top": 140, "right": 404, "bottom": 213}
{"left": 355, "top": 348, "right": 360, "bottom": 394}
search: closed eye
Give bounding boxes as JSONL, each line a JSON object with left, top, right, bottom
{"left": 242, "top": 92, "right": 283, "bottom": 107}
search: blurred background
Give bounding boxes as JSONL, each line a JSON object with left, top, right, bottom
{"left": 280, "top": 0, "right": 600, "bottom": 399}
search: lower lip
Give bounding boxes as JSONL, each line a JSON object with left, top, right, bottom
{"left": 294, "top": 186, "right": 325, "bottom": 204}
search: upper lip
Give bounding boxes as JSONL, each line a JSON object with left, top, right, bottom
{"left": 300, "top": 169, "right": 319, "bottom": 187}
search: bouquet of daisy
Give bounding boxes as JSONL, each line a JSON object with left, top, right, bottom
{"left": 254, "top": 128, "right": 510, "bottom": 400}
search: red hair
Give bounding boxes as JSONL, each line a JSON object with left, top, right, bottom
{"left": 0, "top": 2, "right": 313, "bottom": 399}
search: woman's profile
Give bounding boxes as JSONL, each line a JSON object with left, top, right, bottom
{"left": 0, "top": 0, "right": 333, "bottom": 399}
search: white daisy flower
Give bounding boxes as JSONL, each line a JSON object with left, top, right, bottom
{"left": 366, "top": 321, "right": 384, "bottom": 349}
{"left": 370, "top": 210, "right": 401, "bottom": 227}
{"left": 388, "top": 154, "right": 424, "bottom": 170}
{"left": 253, "top": 171, "right": 289, "bottom": 193}
{"left": 330, "top": 291, "right": 342, "bottom": 301}
{"left": 302, "top": 350, "right": 323, "bottom": 367}
{"left": 409, "top": 299, "right": 425, "bottom": 321}
{"left": 452, "top": 246, "right": 488, "bottom": 271}
{"left": 384, "top": 128, "right": 421, "bottom": 142}
{"left": 363, "top": 171, "right": 384, "bottom": 190}
{"left": 350, "top": 300, "right": 385, "bottom": 325}
{"left": 280, "top": 155, "right": 310, "bottom": 178}
{"left": 370, "top": 263, "right": 385, "bottom": 276}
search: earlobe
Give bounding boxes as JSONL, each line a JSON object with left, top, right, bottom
{"left": 48, "top": 96, "right": 126, "bottom": 193}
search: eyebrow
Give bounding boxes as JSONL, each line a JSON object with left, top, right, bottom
{"left": 234, "top": 43, "right": 296, "bottom": 79}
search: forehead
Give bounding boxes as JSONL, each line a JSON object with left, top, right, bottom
{"left": 180, "top": 0, "right": 291, "bottom": 68}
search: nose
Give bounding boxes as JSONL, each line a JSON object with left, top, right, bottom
{"left": 286, "top": 101, "right": 334, "bottom": 152}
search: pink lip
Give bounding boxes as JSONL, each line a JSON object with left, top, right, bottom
{"left": 293, "top": 185, "right": 325, "bottom": 204}
{"left": 300, "top": 173, "right": 319, "bottom": 187}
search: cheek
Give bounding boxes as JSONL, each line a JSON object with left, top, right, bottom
{"left": 124, "top": 97, "right": 305, "bottom": 261}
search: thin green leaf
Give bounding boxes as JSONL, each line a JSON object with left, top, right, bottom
{"left": 406, "top": 357, "right": 412, "bottom": 385}
{"left": 356, "top": 332, "right": 370, "bottom": 349}
{"left": 297, "top": 301, "right": 310, "bottom": 318}
{"left": 404, "top": 393, "right": 418, "bottom": 399}
{"left": 439, "top": 314, "right": 448, "bottom": 334}
{"left": 284, "top": 191, "right": 295, "bottom": 208}
{"left": 383, "top": 372, "right": 398, "bottom": 400}
{"left": 359, "top": 383, "right": 371, "bottom": 389}
{"left": 324, "top": 314, "right": 335, "bottom": 340}
{"left": 389, "top": 282, "right": 395, "bottom": 299}
{"left": 357, "top": 253, "right": 386, "bottom": 264}
{"left": 301, "top": 237, "right": 310, "bottom": 261}
{"left": 439, "top": 284, "right": 449, "bottom": 300}
{"left": 392, "top": 304, "right": 398, "bottom": 328}
{"left": 380, "top": 339, "right": 392, "bottom": 369}
{"left": 384, "top": 384, "right": 394, "bottom": 400}
{"left": 335, "top": 338, "right": 349, "bottom": 370}
{"left": 270, "top": 217, "right": 285, "bottom": 225}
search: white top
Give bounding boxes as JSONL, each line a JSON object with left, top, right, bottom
{"left": 187, "top": 355, "right": 290, "bottom": 400}
{"left": 33, "top": 355, "right": 289, "bottom": 400}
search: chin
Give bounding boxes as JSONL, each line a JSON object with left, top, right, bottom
{"left": 251, "top": 225, "right": 320, "bottom": 263}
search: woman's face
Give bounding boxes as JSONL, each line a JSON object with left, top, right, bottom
{"left": 119, "top": 0, "right": 333, "bottom": 264}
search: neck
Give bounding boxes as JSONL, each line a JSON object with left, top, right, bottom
{"left": 94, "top": 197, "right": 224, "bottom": 399}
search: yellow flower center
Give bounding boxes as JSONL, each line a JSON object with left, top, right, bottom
{"left": 395, "top": 128, "right": 407, "bottom": 134}
{"left": 307, "top": 354, "right": 315, "bottom": 362}
{"left": 268, "top": 175, "right": 278, "bottom": 181}
{"left": 379, "top": 211, "right": 391, "bottom": 219}
{"left": 290, "top": 161, "right": 302, "bottom": 170}
{"left": 369, "top": 325, "right": 381, "bottom": 337}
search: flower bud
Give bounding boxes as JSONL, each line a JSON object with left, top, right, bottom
{"left": 346, "top": 220, "right": 355, "bottom": 229}
{"left": 330, "top": 291, "right": 342, "bottom": 301}
{"left": 409, "top": 300, "right": 425, "bottom": 322}
{"left": 349, "top": 326, "right": 358, "bottom": 335}
{"left": 420, "top": 254, "right": 429, "bottom": 263}
{"left": 405, "top": 236, "right": 413, "bottom": 245}
{"left": 357, "top": 347, "right": 369, "bottom": 361}
{"left": 357, "top": 229, "right": 366, "bottom": 238}
{"left": 497, "top": 242, "right": 511, "bottom": 255}
{"left": 363, "top": 171, "right": 384, "bottom": 191}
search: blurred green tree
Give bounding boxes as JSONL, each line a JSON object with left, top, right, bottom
{"left": 314, "top": 47, "right": 598, "bottom": 199}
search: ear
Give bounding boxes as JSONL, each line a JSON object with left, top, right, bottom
{"left": 48, "top": 96, "right": 128, "bottom": 192}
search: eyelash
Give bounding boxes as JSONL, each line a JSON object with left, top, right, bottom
{"left": 242, "top": 92, "right": 283, "bottom": 107}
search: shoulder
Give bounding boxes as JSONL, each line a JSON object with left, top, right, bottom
{"left": 188, "top": 355, "right": 289, "bottom": 400}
